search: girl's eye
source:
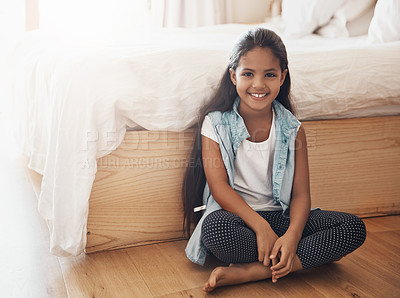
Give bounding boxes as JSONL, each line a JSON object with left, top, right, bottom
{"left": 242, "top": 72, "right": 253, "bottom": 77}
{"left": 266, "top": 73, "right": 276, "bottom": 77}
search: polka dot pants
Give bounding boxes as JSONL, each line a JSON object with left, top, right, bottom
{"left": 201, "top": 209, "right": 366, "bottom": 269}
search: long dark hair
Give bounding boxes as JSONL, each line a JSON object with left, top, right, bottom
{"left": 182, "top": 28, "right": 294, "bottom": 238}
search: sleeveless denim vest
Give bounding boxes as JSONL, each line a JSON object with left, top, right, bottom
{"left": 185, "top": 97, "right": 301, "bottom": 265}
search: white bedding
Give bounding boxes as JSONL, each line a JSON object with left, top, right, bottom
{"left": 8, "top": 23, "right": 400, "bottom": 256}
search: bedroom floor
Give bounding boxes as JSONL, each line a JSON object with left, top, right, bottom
{"left": 1, "top": 113, "right": 400, "bottom": 297}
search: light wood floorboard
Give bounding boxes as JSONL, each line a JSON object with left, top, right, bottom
{"left": 52, "top": 216, "right": 400, "bottom": 297}
{"left": 59, "top": 251, "right": 152, "bottom": 297}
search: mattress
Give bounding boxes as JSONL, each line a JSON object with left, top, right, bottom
{"left": 7, "top": 22, "right": 400, "bottom": 256}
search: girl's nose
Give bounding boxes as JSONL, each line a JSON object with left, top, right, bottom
{"left": 252, "top": 78, "right": 266, "bottom": 89}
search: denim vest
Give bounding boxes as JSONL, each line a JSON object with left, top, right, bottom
{"left": 185, "top": 97, "right": 301, "bottom": 265}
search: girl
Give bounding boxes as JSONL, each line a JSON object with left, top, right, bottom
{"left": 182, "top": 28, "right": 366, "bottom": 293}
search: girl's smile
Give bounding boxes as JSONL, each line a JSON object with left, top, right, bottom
{"left": 249, "top": 92, "right": 269, "bottom": 101}
{"left": 250, "top": 93, "right": 268, "bottom": 98}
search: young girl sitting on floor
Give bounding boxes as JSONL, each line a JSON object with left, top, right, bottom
{"left": 182, "top": 28, "right": 366, "bottom": 293}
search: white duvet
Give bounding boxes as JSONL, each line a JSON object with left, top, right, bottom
{"left": 8, "top": 23, "right": 400, "bottom": 256}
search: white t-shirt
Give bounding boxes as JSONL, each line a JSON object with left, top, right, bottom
{"left": 201, "top": 110, "right": 282, "bottom": 211}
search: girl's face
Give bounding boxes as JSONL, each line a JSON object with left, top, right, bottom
{"left": 230, "top": 47, "right": 287, "bottom": 115}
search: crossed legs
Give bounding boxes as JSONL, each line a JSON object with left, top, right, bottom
{"left": 201, "top": 209, "right": 366, "bottom": 292}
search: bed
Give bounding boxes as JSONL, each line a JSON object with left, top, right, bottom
{"left": 9, "top": 0, "right": 400, "bottom": 256}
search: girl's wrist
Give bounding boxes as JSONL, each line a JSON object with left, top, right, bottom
{"left": 286, "top": 226, "right": 303, "bottom": 242}
{"left": 253, "top": 219, "right": 273, "bottom": 234}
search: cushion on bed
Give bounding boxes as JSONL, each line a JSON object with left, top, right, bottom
{"left": 317, "top": 0, "right": 376, "bottom": 38}
{"left": 282, "top": 0, "right": 346, "bottom": 38}
{"left": 346, "top": 4, "right": 376, "bottom": 37}
{"left": 368, "top": 0, "right": 400, "bottom": 43}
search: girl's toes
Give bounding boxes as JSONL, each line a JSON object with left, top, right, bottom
{"left": 203, "top": 267, "right": 223, "bottom": 292}
{"left": 202, "top": 283, "right": 210, "bottom": 292}
{"left": 203, "top": 280, "right": 216, "bottom": 292}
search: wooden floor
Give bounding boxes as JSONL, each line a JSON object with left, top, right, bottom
{"left": 60, "top": 216, "right": 400, "bottom": 298}
{"left": 1, "top": 114, "right": 400, "bottom": 297}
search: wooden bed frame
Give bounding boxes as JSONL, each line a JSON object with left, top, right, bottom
{"left": 85, "top": 115, "right": 400, "bottom": 254}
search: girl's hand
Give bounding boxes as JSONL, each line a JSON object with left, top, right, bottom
{"left": 269, "top": 232, "right": 300, "bottom": 283}
{"left": 255, "top": 224, "right": 279, "bottom": 267}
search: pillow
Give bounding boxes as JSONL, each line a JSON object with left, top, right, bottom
{"left": 316, "top": 17, "right": 349, "bottom": 38}
{"left": 282, "top": 0, "right": 346, "bottom": 38}
{"left": 368, "top": 0, "right": 400, "bottom": 43}
{"left": 317, "top": 0, "right": 376, "bottom": 38}
{"left": 346, "top": 5, "right": 375, "bottom": 37}
{"left": 338, "top": 0, "right": 376, "bottom": 22}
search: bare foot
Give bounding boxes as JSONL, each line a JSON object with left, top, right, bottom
{"left": 202, "top": 262, "right": 272, "bottom": 293}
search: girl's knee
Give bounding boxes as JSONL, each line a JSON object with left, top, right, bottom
{"left": 340, "top": 213, "right": 367, "bottom": 247}
{"left": 202, "top": 210, "right": 242, "bottom": 233}
{"left": 201, "top": 211, "right": 239, "bottom": 260}
{"left": 201, "top": 210, "right": 258, "bottom": 264}
{"left": 341, "top": 212, "right": 365, "bottom": 228}
{"left": 351, "top": 214, "right": 366, "bottom": 240}
{"left": 311, "top": 210, "right": 367, "bottom": 245}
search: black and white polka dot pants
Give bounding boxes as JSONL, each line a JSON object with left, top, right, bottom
{"left": 201, "top": 209, "right": 366, "bottom": 269}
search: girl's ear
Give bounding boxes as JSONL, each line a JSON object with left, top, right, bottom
{"left": 229, "top": 68, "right": 237, "bottom": 86}
{"left": 280, "top": 69, "right": 288, "bottom": 86}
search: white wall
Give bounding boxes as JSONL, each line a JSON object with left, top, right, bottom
{"left": 0, "top": 0, "right": 25, "bottom": 62}
{"left": 231, "top": 0, "right": 272, "bottom": 23}
{"left": 39, "top": 0, "right": 151, "bottom": 37}
{"left": 0, "top": 0, "right": 25, "bottom": 114}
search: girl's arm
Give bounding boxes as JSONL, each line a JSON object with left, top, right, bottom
{"left": 202, "top": 135, "right": 278, "bottom": 266}
{"left": 270, "top": 125, "right": 311, "bottom": 281}
{"left": 286, "top": 125, "right": 311, "bottom": 239}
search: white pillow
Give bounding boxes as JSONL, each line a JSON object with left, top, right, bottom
{"left": 282, "top": 0, "right": 346, "bottom": 38}
{"left": 338, "top": 0, "right": 376, "bottom": 22}
{"left": 316, "top": 17, "right": 349, "bottom": 38}
{"left": 368, "top": 0, "right": 400, "bottom": 43}
{"left": 317, "top": 0, "right": 376, "bottom": 38}
{"left": 346, "top": 5, "right": 375, "bottom": 37}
